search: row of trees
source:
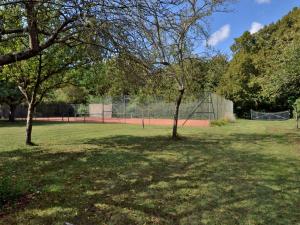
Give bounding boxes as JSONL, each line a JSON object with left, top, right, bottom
{"left": 218, "top": 7, "right": 300, "bottom": 117}
{"left": 0, "top": 0, "right": 234, "bottom": 144}
{"left": 53, "top": 7, "right": 300, "bottom": 120}
{"left": 48, "top": 54, "right": 228, "bottom": 103}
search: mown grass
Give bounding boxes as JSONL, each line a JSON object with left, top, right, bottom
{"left": 0, "top": 120, "right": 299, "bottom": 225}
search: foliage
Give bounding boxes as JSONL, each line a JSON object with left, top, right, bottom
{"left": 210, "top": 119, "right": 228, "bottom": 126}
{"left": 80, "top": 56, "right": 149, "bottom": 97}
{"left": 0, "top": 78, "right": 23, "bottom": 121}
{"left": 218, "top": 53, "right": 260, "bottom": 117}
{"left": 0, "top": 0, "right": 160, "bottom": 66}
{"left": 293, "top": 98, "right": 300, "bottom": 118}
{"left": 0, "top": 79, "right": 22, "bottom": 106}
{"left": 184, "top": 55, "right": 228, "bottom": 95}
{"left": 2, "top": 44, "right": 86, "bottom": 105}
{"left": 211, "top": 114, "right": 236, "bottom": 126}
{"left": 65, "top": 53, "right": 228, "bottom": 105}
{"left": 77, "top": 105, "right": 89, "bottom": 115}
{"left": 218, "top": 7, "right": 300, "bottom": 117}
{"left": 50, "top": 86, "right": 90, "bottom": 104}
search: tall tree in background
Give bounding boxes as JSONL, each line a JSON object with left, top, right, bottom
{"left": 219, "top": 8, "right": 300, "bottom": 116}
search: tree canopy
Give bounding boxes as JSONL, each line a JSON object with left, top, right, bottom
{"left": 218, "top": 7, "right": 300, "bottom": 117}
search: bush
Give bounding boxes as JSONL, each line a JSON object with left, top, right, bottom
{"left": 211, "top": 113, "right": 236, "bottom": 127}
{"left": 0, "top": 176, "right": 29, "bottom": 208}
{"left": 77, "top": 104, "right": 88, "bottom": 115}
{"left": 223, "top": 112, "right": 236, "bottom": 123}
{"left": 211, "top": 119, "right": 228, "bottom": 126}
{"left": 293, "top": 98, "right": 300, "bottom": 119}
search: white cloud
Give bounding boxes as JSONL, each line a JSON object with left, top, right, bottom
{"left": 249, "top": 22, "right": 264, "bottom": 34}
{"left": 207, "top": 24, "right": 231, "bottom": 47}
{"left": 255, "top": 0, "right": 271, "bottom": 4}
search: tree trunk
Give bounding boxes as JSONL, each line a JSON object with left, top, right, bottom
{"left": 8, "top": 104, "right": 16, "bottom": 122}
{"left": 25, "top": 103, "right": 34, "bottom": 145}
{"left": 172, "top": 88, "right": 185, "bottom": 140}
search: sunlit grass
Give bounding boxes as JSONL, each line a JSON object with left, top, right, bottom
{"left": 0, "top": 120, "right": 299, "bottom": 224}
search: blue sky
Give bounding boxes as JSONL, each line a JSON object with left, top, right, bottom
{"left": 206, "top": 0, "right": 300, "bottom": 56}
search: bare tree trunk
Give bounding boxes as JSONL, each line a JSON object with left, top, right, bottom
{"left": 8, "top": 104, "right": 16, "bottom": 122}
{"left": 26, "top": 103, "right": 34, "bottom": 145}
{"left": 172, "top": 88, "right": 185, "bottom": 139}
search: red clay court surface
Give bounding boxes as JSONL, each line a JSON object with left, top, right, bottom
{"left": 32, "top": 117, "right": 210, "bottom": 127}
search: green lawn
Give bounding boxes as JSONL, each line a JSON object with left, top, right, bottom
{"left": 0, "top": 120, "right": 299, "bottom": 225}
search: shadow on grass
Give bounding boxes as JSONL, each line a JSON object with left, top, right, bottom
{"left": 0, "top": 120, "right": 78, "bottom": 128}
{"left": 0, "top": 133, "right": 300, "bottom": 224}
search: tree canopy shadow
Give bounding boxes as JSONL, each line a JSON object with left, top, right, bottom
{"left": 0, "top": 132, "right": 300, "bottom": 224}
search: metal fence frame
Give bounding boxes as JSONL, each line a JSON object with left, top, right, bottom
{"left": 0, "top": 93, "right": 234, "bottom": 123}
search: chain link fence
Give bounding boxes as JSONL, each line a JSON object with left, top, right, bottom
{"left": 1, "top": 93, "right": 233, "bottom": 124}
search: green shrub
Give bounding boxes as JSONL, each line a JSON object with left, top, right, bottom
{"left": 293, "top": 98, "right": 300, "bottom": 119}
{"left": 223, "top": 113, "right": 236, "bottom": 123}
{"left": 0, "top": 176, "right": 29, "bottom": 208}
{"left": 77, "top": 104, "right": 88, "bottom": 115}
{"left": 211, "top": 119, "right": 228, "bottom": 126}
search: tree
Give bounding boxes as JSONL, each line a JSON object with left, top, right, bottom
{"left": 135, "top": 0, "right": 233, "bottom": 139}
{"left": 218, "top": 54, "right": 261, "bottom": 117}
{"left": 79, "top": 55, "right": 149, "bottom": 98}
{"left": 1, "top": 0, "right": 235, "bottom": 142}
{"left": 184, "top": 54, "right": 228, "bottom": 95}
{"left": 0, "top": 0, "right": 127, "bottom": 66}
{"left": 50, "top": 85, "right": 90, "bottom": 104}
{"left": 0, "top": 79, "right": 23, "bottom": 122}
{"left": 0, "top": 0, "right": 86, "bottom": 66}
{"left": 219, "top": 7, "right": 300, "bottom": 116}
{"left": 266, "top": 43, "right": 300, "bottom": 104}
{"left": 2, "top": 44, "right": 87, "bottom": 145}
{"left": 0, "top": 0, "right": 174, "bottom": 66}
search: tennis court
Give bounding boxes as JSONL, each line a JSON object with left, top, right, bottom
{"left": 32, "top": 116, "right": 210, "bottom": 127}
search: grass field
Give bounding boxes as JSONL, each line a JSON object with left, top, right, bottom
{"left": 0, "top": 120, "right": 299, "bottom": 225}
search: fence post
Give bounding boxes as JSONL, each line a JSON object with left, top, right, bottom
{"left": 124, "top": 95, "right": 126, "bottom": 124}
{"left": 208, "top": 94, "right": 211, "bottom": 120}
{"left": 102, "top": 100, "right": 105, "bottom": 124}
{"left": 142, "top": 109, "right": 145, "bottom": 129}
{"left": 296, "top": 105, "right": 299, "bottom": 129}
{"left": 148, "top": 105, "right": 150, "bottom": 125}
{"left": 216, "top": 95, "right": 219, "bottom": 120}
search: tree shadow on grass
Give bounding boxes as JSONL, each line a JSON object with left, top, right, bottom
{"left": 0, "top": 120, "right": 76, "bottom": 128}
{"left": 0, "top": 132, "right": 300, "bottom": 224}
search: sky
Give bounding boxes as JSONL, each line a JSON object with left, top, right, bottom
{"left": 205, "top": 0, "right": 300, "bottom": 56}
